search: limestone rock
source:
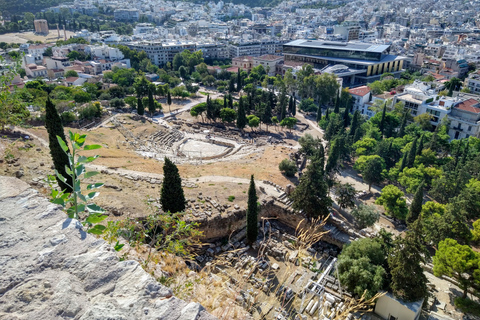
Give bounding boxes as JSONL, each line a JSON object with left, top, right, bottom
{"left": 0, "top": 176, "right": 216, "bottom": 320}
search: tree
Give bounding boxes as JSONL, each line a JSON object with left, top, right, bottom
{"left": 279, "top": 159, "right": 297, "bottom": 177}
{"left": 45, "top": 97, "right": 72, "bottom": 192}
{"left": 414, "top": 113, "right": 433, "bottom": 131}
{"left": 246, "top": 175, "right": 258, "bottom": 244}
{"left": 351, "top": 204, "right": 379, "bottom": 229}
{"left": 65, "top": 70, "right": 79, "bottom": 78}
{"left": 137, "top": 96, "right": 144, "bottom": 116}
{"left": 262, "top": 100, "right": 273, "bottom": 131}
{"left": 326, "top": 135, "right": 343, "bottom": 174}
{"left": 133, "top": 75, "right": 150, "bottom": 98}
{"left": 375, "top": 185, "right": 408, "bottom": 220}
{"left": 398, "top": 112, "right": 408, "bottom": 137}
{"left": 406, "top": 181, "right": 424, "bottom": 224}
{"left": 406, "top": 137, "right": 418, "bottom": 168}
{"left": 292, "top": 97, "right": 297, "bottom": 116}
{"left": 220, "top": 107, "right": 236, "bottom": 123}
{"left": 334, "top": 183, "right": 356, "bottom": 209}
{"left": 190, "top": 103, "right": 206, "bottom": 122}
{"left": 280, "top": 117, "right": 297, "bottom": 132}
{"left": 167, "top": 90, "right": 172, "bottom": 112}
{"left": 299, "top": 133, "right": 323, "bottom": 157}
{"left": 338, "top": 238, "right": 387, "bottom": 299}
{"left": 379, "top": 102, "right": 387, "bottom": 135}
{"left": 291, "top": 156, "right": 332, "bottom": 219}
{"left": 389, "top": 232, "right": 428, "bottom": 302}
{"left": 247, "top": 115, "right": 260, "bottom": 130}
{"left": 160, "top": 157, "right": 185, "bottom": 213}
{"left": 147, "top": 86, "right": 155, "bottom": 116}
{"left": 354, "top": 155, "right": 385, "bottom": 192}
{"left": 236, "top": 97, "right": 247, "bottom": 130}
{"left": 299, "top": 98, "right": 317, "bottom": 112}
{"left": 433, "top": 238, "right": 480, "bottom": 298}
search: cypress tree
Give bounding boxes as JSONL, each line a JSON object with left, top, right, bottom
{"left": 406, "top": 137, "right": 418, "bottom": 168}
{"left": 246, "top": 175, "right": 258, "bottom": 244}
{"left": 223, "top": 95, "right": 227, "bottom": 107}
{"left": 160, "top": 157, "right": 185, "bottom": 213}
{"left": 167, "top": 90, "right": 172, "bottom": 112}
{"left": 353, "top": 127, "right": 362, "bottom": 142}
{"left": 229, "top": 94, "right": 233, "bottom": 109}
{"left": 398, "top": 111, "right": 407, "bottom": 137}
{"left": 416, "top": 134, "right": 424, "bottom": 156}
{"left": 406, "top": 181, "right": 424, "bottom": 225}
{"left": 262, "top": 101, "right": 273, "bottom": 131}
{"left": 316, "top": 105, "right": 322, "bottom": 122}
{"left": 148, "top": 87, "right": 155, "bottom": 116}
{"left": 325, "top": 107, "right": 330, "bottom": 121}
{"left": 292, "top": 97, "right": 297, "bottom": 116}
{"left": 236, "top": 97, "right": 247, "bottom": 130}
{"left": 325, "top": 136, "right": 343, "bottom": 174}
{"left": 333, "top": 90, "right": 340, "bottom": 114}
{"left": 342, "top": 105, "right": 350, "bottom": 127}
{"left": 399, "top": 150, "right": 408, "bottom": 172}
{"left": 280, "top": 99, "right": 286, "bottom": 121}
{"left": 137, "top": 96, "right": 144, "bottom": 115}
{"left": 229, "top": 77, "right": 235, "bottom": 93}
{"left": 45, "top": 96, "right": 73, "bottom": 193}
{"left": 288, "top": 96, "right": 293, "bottom": 114}
{"left": 349, "top": 110, "right": 360, "bottom": 136}
{"left": 379, "top": 102, "right": 387, "bottom": 136}
{"left": 237, "top": 68, "right": 242, "bottom": 91}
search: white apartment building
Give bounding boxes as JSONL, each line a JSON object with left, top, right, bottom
{"left": 114, "top": 8, "right": 140, "bottom": 21}
{"left": 228, "top": 39, "right": 287, "bottom": 58}
{"left": 133, "top": 23, "right": 155, "bottom": 35}
{"left": 466, "top": 73, "right": 480, "bottom": 94}
{"left": 448, "top": 99, "right": 480, "bottom": 139}
{"left": 85, "top": 45, "right": 124, "bottom": 61}
{"left": 349, "top": 86, "right": 373, "bottom": 118}
{"left": 127, "top": 41, "right": 196, "bottom": 66}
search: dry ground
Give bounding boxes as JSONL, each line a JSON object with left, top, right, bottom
{"left": 0, "top": 31, "right": 76, "bottom": 44}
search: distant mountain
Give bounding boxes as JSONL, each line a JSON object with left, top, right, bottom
{"left": 0, "top": 0, "right": 71, "bottom": 15}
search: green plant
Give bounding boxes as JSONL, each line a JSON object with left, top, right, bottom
{"left": 48, "top": 131, "right": 107, "bottom": 235}
{"left": 454, "top": 297, "right": 480, "bottom": 316}
{"left": 228, "top": 195, "right": 235, "bottom": 202}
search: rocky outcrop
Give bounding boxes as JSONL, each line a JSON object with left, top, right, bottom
{"left": 0, "top": 176, "right": 216, "bottom": 320}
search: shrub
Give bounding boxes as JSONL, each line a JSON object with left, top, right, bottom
{"left": 228, "top": 195, "right": 235, "bottom": 202}
{"left": 454, "top": 297, "right": 480, "bottom": 316}
{"left": 279, "top": 158, "right": 297, "bottom": 177}
{"left": 110, "top": 97, "right": 125, "bottom": 109}
{"left": 61, "top": 111, "right": 76, "bottom": 123}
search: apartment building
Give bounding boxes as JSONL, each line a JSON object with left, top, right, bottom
{"left": 196, "top": 42, "right": 229, "bottom": 60}
{"left": 228, "top": 39, "right": 286, "bottom": 58}
{"left": 114, "top": 9, "right": 140, "bottom": 22}
{"left": 349, "top": 86, "right": 372, "bottom": 118}
{"left": 127, "top": 41, "right": 196, "bottom": 66}
{"left": 466, "top": 73, "right": 480, "bottom": 94}
{"left": 448, "top": 99, "right": 480, "bottom": 139}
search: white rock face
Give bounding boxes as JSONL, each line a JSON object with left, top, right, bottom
{"left": 0, "top": 176, "right": 216, "bottom": 320}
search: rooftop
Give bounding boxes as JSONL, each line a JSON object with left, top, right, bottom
{"left": 255, "top": 54, "right": 283, "bottom": 61}
{"left": 349, "top": 86, "right": 371, "bottom": 97}
{"left": 285, "top": 39, "right": 390, "bottom": 53}
{"left": 456, "top": 98, "right": 480, "bottom": 114}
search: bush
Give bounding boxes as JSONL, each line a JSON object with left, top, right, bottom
{"left": 279, "top": 159, "right": 297, "bottom": 177}
{"left": 110, "top": 97, "right": 125, "bottom": 109}
{"left": 228, "top": 195, "right": 235, "bottom": 202}
{"left": 351, "top": 204, "right": 380, "bottom": 229}
{"left": 454, "top": 297, "right": 480, "bottom": 316}
{"left": 61, "top": 111, "right": 76, "bottom": 123}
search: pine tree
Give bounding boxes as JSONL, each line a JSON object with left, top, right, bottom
{"left": 349, "top": 110, "right": 360, "bottom": 136}
{"left": 406, "top": 181, "right": 424, "bottom": 224}
{"left": 45, "top": 96, "right": 73, "bottom": 192}
{"left": 388, "top": 232, "right": 428, "bottom": 302}
{"left": 246, "top": 175, "right": 258, "bottom": 244}
{"left": 379, "top": 102, "right": 387, "bottom": 136}
{"left": 416, "top": 134, "right": 424, "bottom": 156}
{"left": 406, "top": 137, "right": 418, "bottom": 168}
{"left": 292, "top": 98, "right": 296, "bottom": 116}
{"left": 236, "top": 97, "right": 247, "bottom": 130}
{"left": 291, "top": 155, "right": 332, "bottom": 219}
{"left": 137, "top": 96, "right": 144, "bottom": 115}
{"left": 160, "top": 157, "right": 185, "bottom": 213}
{"left": 148, "top": 87, "right": 155, "bottom": 116}
{"left": 398, "top": 111, "right": 407, "bottom": 137}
